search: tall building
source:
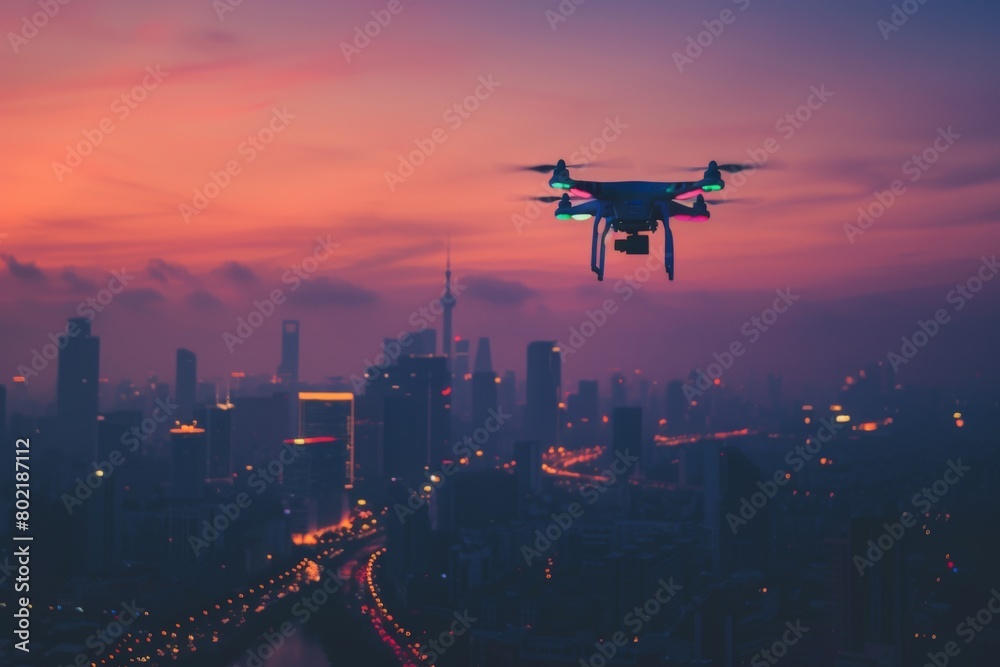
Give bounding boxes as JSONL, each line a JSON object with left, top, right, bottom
{"left": 57, "top": 317, "right": 100, "bottom": 458}
{"left": 611, "top": 371, "right": 627, "bottom": 407}
{"left": 665, "top": 380, "right": 688, "bottom": 434}
{"left": 175, "top": 348, "right": 197, "bottom": 421}
{"left": 169, "top": 423, "right": 208, "bottom": 499}
{"left": 612, "top": 406, "right": 642, "bottom": 471}
{"left": 452, "top": 337, "right": 473, "bottom": 423}
{"left": 472, "top": 372, "right": 499, "bottom": 432}
{"left": 471, "top": 337, "right": 498, "bottom": 439}
{"left": 526, "top": 341, "right": 561, "bottom": 447}
{"left": 514, "top": 439, "right": 542, "bottom": 497}
{"left": 411, "top": 329, "right": 437, "bottom": 356}
{"left": 577, "top": 380, "right": 599, "bottom": 423}
{"left": 379, "top": 356, "right": 451, "bottom": 478}
{"left": 297, "top": 392, "right": 355, "bottom": 487}
{"left": 194, "top": 402, "right": 234, "bottom": 479}
{"left": 442, "top": 244, "right": 456, "bottom": 364}
{"left": 277, "top": 320, "right": 300, "bottom": 383}
{"left": 501, "top": 371, "right": 517, "bottom": 415}
{"left": 0, "top": 383, "right": 6, "bottom": 445}
{"left": 97, "top": 410, "right": 142, "bottom": 459}
{"left": 231, "top": 392, "right": 292, "bottom": 468}
{"left": 473, "top": 337, "right": 493, "bottom": 373}
{"left": 283, "top": 435, "right": 346, "bottom": 534}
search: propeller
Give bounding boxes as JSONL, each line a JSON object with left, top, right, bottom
{"left": 503, "top": 157, "right": 634, "bottom": 174}
{"left": 517, "top": 194, "right": 588, "bottom": 203}
{"left": 676, "top": 160, "right": 786, "bottom": 174}
{"left": 701, "top": 196, "right": 756, "bottom": 205}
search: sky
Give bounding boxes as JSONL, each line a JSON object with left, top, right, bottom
{"left": 2, "top": 0, "right": 999, "bottom": 401}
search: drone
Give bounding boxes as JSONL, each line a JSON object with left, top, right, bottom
{"left": 521, "top": 160, "right": 755, "bottom": 281}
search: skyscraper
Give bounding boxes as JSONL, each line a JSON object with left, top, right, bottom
{"left": 282, "top": 436, "right": 344, "bottom": 535}
{"left": 57, "top": 317, "right": 100, "bottom": 457}
{"left": 380, "top": 356, "right": 451, "bottom": 477}
{"left": 611, "top": 406, "right": 642, "bottom": 472}
{"left": 277, "top": 320, "right": 299, "bottom": 383}
{"left": 411, "top": 329, "right": 437, "bottom": 356}
{"left": 472, "top": 372, "right": 499, "bottom": 432}
{"left": 577, "top": 380, "right": 599, "bottom": 423}
{"left": 514, "top": 439, "right": 542, "bottom": 497}
{"left": 297, "top": 392, "right": 355, "bottom": 487}
{"left": 194, "top": 402, "right": 234, "bottom": 479}
{"left": 526, "top": 341, "right": 561, "bottom": 447}
{"left": 472, "top": 337, "right": 498, "bottom": 442}
{"left": 169, "top": 423, "right": 208, "bottom": 499}
{"left": 473, "top": 337, "right": 493, "bottom": 373}
{"left": 442, "top": 243, "right": 455, "bottom": 364}
{"left": 175, "top": 348, "right": 197, "bottom": 421}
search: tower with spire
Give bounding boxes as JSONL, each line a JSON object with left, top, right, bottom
{"left": 442, "top": 239, "right": 455, "bottom": 365}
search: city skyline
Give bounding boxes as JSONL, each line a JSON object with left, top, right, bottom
{"left": 4, "top": 0, "right": 1000, "bottom": 397}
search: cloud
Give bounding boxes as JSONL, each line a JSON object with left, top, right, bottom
{"left": 185, "top": 289, "right": 224, "bottom": 312}
{"left": 464, "top": 275, "right": 538, "bottom": 306}
{"left": 60, "top": 269, "right": 98, "bottom": 294}
{"left": 285, "top": 277, "right": 378, "bottom": 307}
{"left": 213, "top": 261, "right": 259, "bottom": 284}
{"left": 147, "top": 259, "right": 192, "bottom": 284}
{"left": 117, "top": 287, "right": 166, "bottom": 310}
{"left": 2, "top": 255, "right": 47, "bottom": 283}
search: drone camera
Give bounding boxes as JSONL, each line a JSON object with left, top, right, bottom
{"left": 614, "top": 234, "right": 649, "bottom": 255}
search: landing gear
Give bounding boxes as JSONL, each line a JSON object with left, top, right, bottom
{"left": 664, "top": 220, "right": 674, "bottom": 281}
{"left": 590, "top": 213, "right": 611, "bottom": 281}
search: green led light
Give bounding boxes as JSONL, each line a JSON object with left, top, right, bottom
{"left": 702, "top": 184, "right": 722, "bottom": 192}
{"left": 556, "top": 213, "right": 573, "bottom": 220}
{"left": 551, "top": 182, "right": 571, "bottom": 189}
{"left": 572, "top": 214, "right": 592, "bottom": 221}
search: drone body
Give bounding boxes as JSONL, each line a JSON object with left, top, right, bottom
{"left": 533, "top": 159, "right": 737, "bottom": 281}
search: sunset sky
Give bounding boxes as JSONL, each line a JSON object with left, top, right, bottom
{"left": 3, "top": 0, "right": 999, "bottom": 399}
